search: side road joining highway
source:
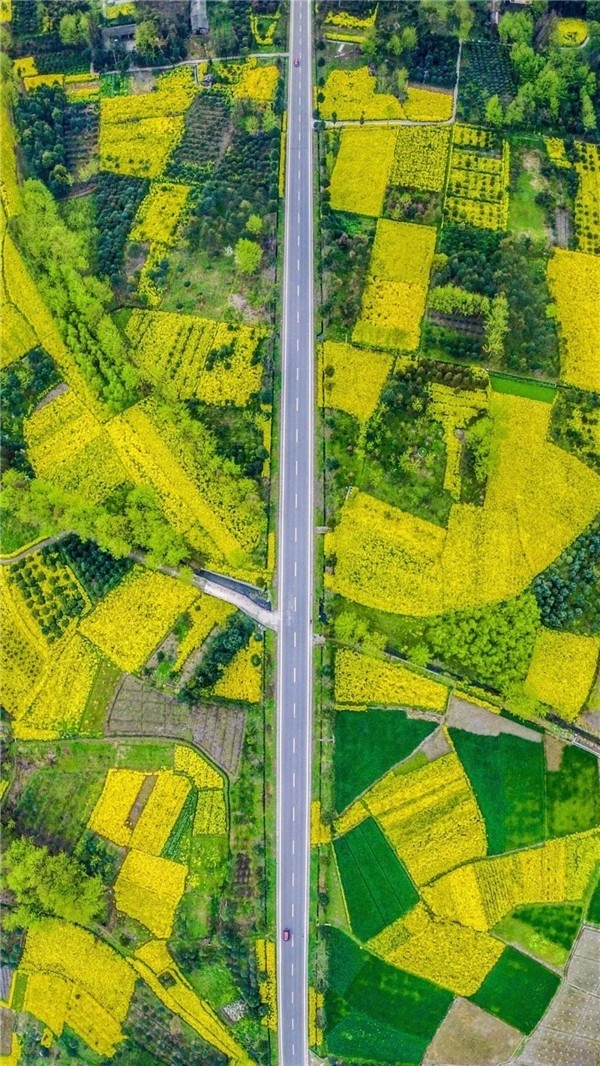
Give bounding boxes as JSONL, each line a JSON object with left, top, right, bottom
{"left": 276, "top": 1, "right": 315, "bottom": 1063}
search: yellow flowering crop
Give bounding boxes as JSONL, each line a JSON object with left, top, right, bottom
{"left": 330, "top": 126, "right": 398, "bottom": 217}
{"left": 545, "top": 137, "right": 571, "bottom": 169}
{"left": 367, "top": 902, "right": 503, "bottom": 996}
{"left": 232, "top": 58, "right": 279, "bottom": 104}
{"left": 65, "top": 988, "right": 126, "bottom": 1059}
{"left": 81, "top": 567, "right": 198, "bottom": 672}
{"left": 256, "top": 939, "right": 277, "bottom": 1030}
{"left": 251, "top": 10, "right": 280, "bottom": 46}
{"left": 173, "top": 596, "right": 235, "bottom": 670}
{"left": 308, "top": 986, "right": 324, "bottom": 1048}
{"left": 20, "top": 918, "right": 135, "bottom": 1033}
{"left": 126, "top": 309, "right": 266, "bottom": 406}
{"left": 334, "top": 649, "right": 448, "bottom": 712}
{"left": 100, "top": 67, "right": 199, "bottom": 177}
{"left": 0, "top": 0, "right": 12, "bottom": 22}
{"left": 194, "top": 789, "right": 227, "bottom": 834}
{"left": 133, "top": 941, "right": 252, "bottom": 1063}
{"left": 327, "top": 393, "right": 600, "bottom": 616}
{"left": 553, "top": 17, "right": 588, "bottom": 46}
{"left": 362, "top": 751, "right": 486, "bottom": 885}
{"left": 23, "top": 972, "right": 70, "bottom": 1036}
{"left": 392, "top": 125, "right": 451, "bottom": 192}
{"left": 88, "top": 768, "right": 147, "bottom": 846}
{"left": 333, "top": 800, "right": 369, "bottom": 838}
{"left": 525, "top": 628, "right": 599, "bottom": 720}
{"left": 130, "top": 182, "right": 190, "bottom": 245}
{"left": 353, "top": 219, "right": 436, "bottom": 351}
{"left": 573, "top": 143, "right": 600, "bottom": 256}
{"left": 547, "top": 249, "right": 600, "bottom": 390}
{"left": 320, "top": 68, "right": 403, "bottom": 121}
{"left": 445, "top": 137, "right": 510, "bottom": 231}
{"left": 310, "top": 800, "right": 332, "bottom": 846}
{"left": 213, "top": 642, "right": 262, "bottom": 703}
{"left": 453, "top": 124, "right": 492, "bottom": 149}
{"left": 424, "top": 828, "right": 600, "bottom": 931}
{"left": 129, "top": 771, "right": 191, "bottom": 855}
{"left": 19, "top": 634, "right": 102, "bottom": 739}
{"left": 402, "top": 86, "right": 453, "bottom": 122}
{"left": 114, "top": 849, "right": 187, "bottom": 938}
{"left": 174, "top": 745, "right": 222, "bottom": 789}
{"left": 318, "top": 340, "right": 393, "bottom": 421}
{"left": 325, "top": 7, "right": 377, "bottom": 30}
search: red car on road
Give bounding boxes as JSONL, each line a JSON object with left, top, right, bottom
{"left": 283, "top": 928, "right": 291, "bottom": 942}
{"left": 294, "top": 57, "right": 299, "bottom": 67}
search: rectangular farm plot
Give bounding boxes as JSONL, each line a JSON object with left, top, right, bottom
{"left": 392, "top": 125, "right": 451, "bottom": 192}
{"left": 353, "top": 219, "right": 436, "bottom": 351}
{"left": 547, "top": 249, "right": 600, "bottom": 391}
{"left": 334, "top": 817, "right": 419, "bottom": 941}
{"left": 470, "top": 946, "right": 560, "bottom": 1034}
{"left": 114, "top": 848, "right": 187, "bottom": 939}
{"left": 318, "top": 340, "right": 393, "bottom": 422}
{"left": 330, "top": 127, "right": 398, "bottom": 217}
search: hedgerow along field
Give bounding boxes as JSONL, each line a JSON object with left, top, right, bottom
{"left": 314, "top": 1, "right": 600, "bottom": 1063}
{"left": 1, "top": 1, "right": 286, "bottom": 1062}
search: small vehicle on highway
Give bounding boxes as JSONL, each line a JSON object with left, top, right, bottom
{"left": 294, "top": 57, "right": 299, "bottom": 66}
{"left": 283, "top": 928, "right": 291, "bottom": 941}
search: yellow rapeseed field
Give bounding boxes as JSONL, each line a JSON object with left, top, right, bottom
{"left": 174, "top": 595, "right": 235, "bottom": 670}
{"left": 129, "top": 771, "right": 191, "bottom": 855}
{"left": 81, "top": 566, "right": 199, "bottom": 672}
{"left": 353, "top": 219, "right": 436, "bottom": 350}
{"left": 20, "top": 919, "right": 135, "bottom": 1055}
{"left": 525, "top": 628, "right": 600, "bottom": 720}
{"left": 100, "top": 67, "right": 199, "bottom": 177}
{"left": 327, "top": 394, "right": 600, "bottom": 616}
{"left": 130, "top": 182, "right": 190, "bottom": 245}
{"left": 194, "top": 789, "right": 227, "bottom": 834}
{"left": 88, "top": 768, "right": 147, "bottom": 846}
{"left": 174, "top": 745, "right": 222, "bottom": 789}
{"left": 547, "top": 249, "right": 600, "bottom": 390}
{"left": 114, "top": 849, "right": 187, "bottom": 938}
{"left": 320, "top": 67, "right": 403, "bottom": 121}
{"left": 367, "top": 902, "right": 504, "bottom": 996}
{"left": 0, "top": 569, "right": 48, "bottom": 718}
{"left": 334, "top": 649, "right": 448, "bottom": 711}
{"left": 330, "top": 126, "right": 398, "bottom": 217}
{"left": 133, "top": 940, "right": 252, "bottom": 1063}
{"left": 19, "top": 634, "right": 102, "bottom": 739}
{"left": 310, "top": 800, "right": 332, "bottom": 846}
{"left": 318, "top": 340, "right": 393, "bottom": 421}
{"left": 423, "top": 827, "right": 600, "bottom": 931}
{"left": 256, "top": 939, "right": 277, "bottom": 1031}
{"left": 213, "top": 642, "right": 263, "bottom": 703}
{"left": 362, "top": 750, "right": 487, "bottom": 884}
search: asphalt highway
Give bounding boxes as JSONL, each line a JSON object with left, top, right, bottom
{"left": 276, "top": 1, "right": 315, "bottom": 1063}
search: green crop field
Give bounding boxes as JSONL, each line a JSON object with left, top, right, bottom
{"left": 334, "top": 817, "right": 419, "bottom": 940}
{"left": 334, "top": 709, "right": 436, "bottom": 812}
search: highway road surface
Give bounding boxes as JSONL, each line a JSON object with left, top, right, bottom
{"left": 276, "top": 0, "right": 315, "bottom": 1063}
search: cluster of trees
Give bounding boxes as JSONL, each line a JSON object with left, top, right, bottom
{"left": 319, "top": 209, "right": 375, "bottom": 335}
{"left": 187, "top": 128, "right": 279, "bottom": 259}
{"left": 533, "top": 523, "right": 600, "bottom": 634}
{"left": 206, "top": 1, "right": 254, "bottom": 58}
{"left": 432, "top": 224, "right": 559, "bottom": 376}
{"left": 188, "top": 400, "right": 269, "bottom": 483}
{"left": 17, "top": 180, "right": 139, "bottom": 411}
{"left": 1, "top": 472, "right": 189, "bottom": 568}
{"left": 15, "top": 85, "right": 71, "bottom": 196}
{"left": 484, "top": 7, "right": 599, "bottom": 134}
{"left": 181, "top": 614, "right": 255, "bottom": 701}
{"left": 96, "top": 172, "right": 150, "bottom": 289}
{"left": 420, "top": 591, "right": 541, "bottom": 691}
{"left": 61, "top": 533, "right": 133, "bottom": 602}
{"left": 1, "top": 348, "right": 60, "bottom": 473}
{"left": 2, "top": 836, "right": 105, "bottom": 930}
